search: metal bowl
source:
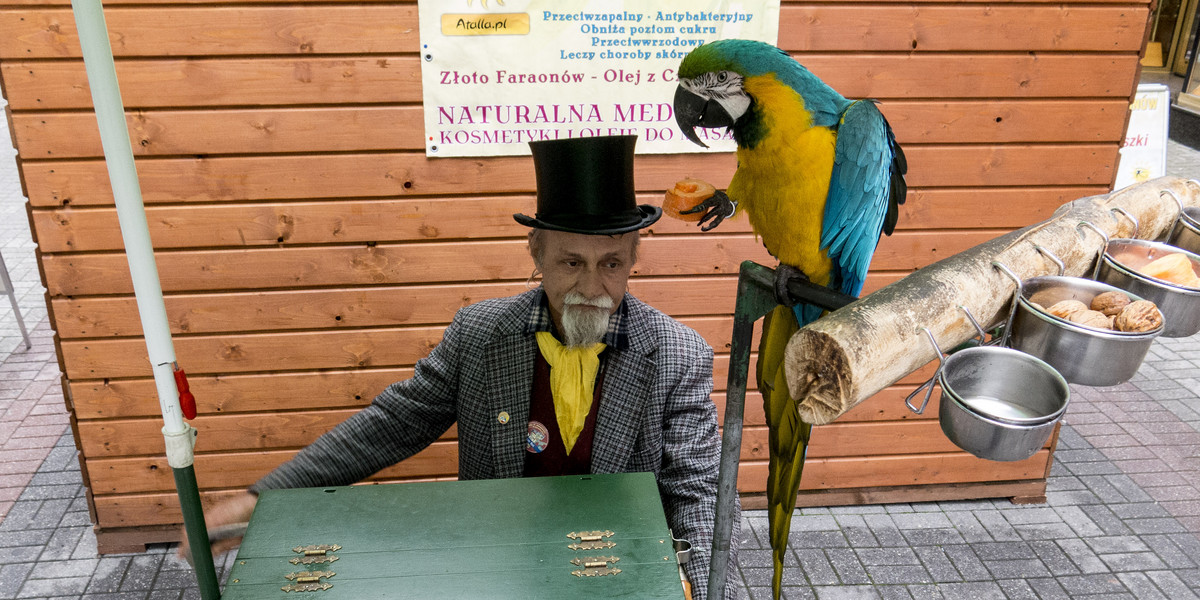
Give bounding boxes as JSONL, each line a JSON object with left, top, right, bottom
{"left": 937, "top": 346, "right": 1069, "bottom": 462}
{"left": 1097, "top": 239, "right": 1200, "bottom": 337}
{"left": 1167, "top": 206, "right": 1200, "bottom": 255}
{"left": 1008, "top": 276, "right": 1162, "bottom": 386}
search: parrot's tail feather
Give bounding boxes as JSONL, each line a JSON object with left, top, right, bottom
{"left": 759, "top": 305, "right": 813, "bottom": 600}
{"left": 771, "top": 553, "right": 784, "bottom": 600}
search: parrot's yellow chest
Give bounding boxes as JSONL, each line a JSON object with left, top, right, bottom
{"left": 728, "top": 75, "right": 836, "bottom": 285}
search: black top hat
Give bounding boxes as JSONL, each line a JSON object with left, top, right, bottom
{"left": 514, "top": 135, "right": 661, "bottom": 234}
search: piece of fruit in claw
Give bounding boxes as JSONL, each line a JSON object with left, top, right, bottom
{"left": 663, "top": 178, "right": 716, "bottom": 222}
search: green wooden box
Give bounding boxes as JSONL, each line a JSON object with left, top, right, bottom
{"left": 221, "top": 473, "right": 687, "bottom": 599}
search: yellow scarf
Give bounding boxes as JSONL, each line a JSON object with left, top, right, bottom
{"left": 535, "top": 331, "right": 605, "bottom": 455}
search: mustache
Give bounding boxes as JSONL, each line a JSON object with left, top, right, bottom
{"left": 562, "top": 292, "right": 614, "bottom": 310}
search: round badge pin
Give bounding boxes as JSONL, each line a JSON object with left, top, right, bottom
{"left": 526, "top": 420, "right": 549, "bottom": 453}
{"left": 497, "top": 411, "right": 510, "bottom": 425}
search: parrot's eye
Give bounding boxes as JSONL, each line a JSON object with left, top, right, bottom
{"left": 716, "top": 72, "right": 728, "bottom": 83}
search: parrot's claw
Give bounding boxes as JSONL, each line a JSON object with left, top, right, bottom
{"left": 680, "top": 189, "right": 736, "bottom": 231}
{"left": 773, "top": 264, "right": 810, "bottom": 307}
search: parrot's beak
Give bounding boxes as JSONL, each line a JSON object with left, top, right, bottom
{"left": 673, "top": 86, "right": 733, "bottom": 149}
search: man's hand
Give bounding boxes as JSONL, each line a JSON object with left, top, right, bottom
{"left": 176, "top": 491, "right": 258, "bottom": 564}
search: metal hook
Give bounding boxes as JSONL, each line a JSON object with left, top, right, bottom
{"left": 1031, "top": 244, "right": 1065, "bottom": 276}
{"left": 1109, "top": 207, "right": 1140, "bottom": 239}
{"left": 958, "top": 305, "right": 990, "bottom": 346}
{"left": 903, "top": 328, "right": 945, "bottom": 415}
{"left": 992, "top": 261, "right": 1022, "bottom": 289}
{"left": 1076, "top": 220, "right": 1109, "bottom": 245}
{"left": 1163, "top": 189, "right": 1185, "bottom": 217}
{"left": 992, "top": 261, "right": 1023, "bottom": 348}
{"left": 1076, "top": 221, "right": 1109, "bottom": 279}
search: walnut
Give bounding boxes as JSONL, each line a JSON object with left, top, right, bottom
{"left": 1044, "top": 300, "right": 1088, "bottom": 321}
{"left": 1069, "top": 309, "right": 1113, "bottom": 331}
{"left": 1114, "top": 300, "right": 1164, "bottom": 333}
{"left": 1089, "top": 291, "right": 1131, "bottom": 316}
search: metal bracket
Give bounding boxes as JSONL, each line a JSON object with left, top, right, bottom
{"left": 285, "top": 571, "right": 335, "bottom": 583}
{"left": 281, "top": 582, "right": 333, "bottom": 593}
{"left": 708, "top": 261, "right": 856, "bottom": 600}
{"left": 570, "top": 556, "right": 619, "bottom": 568}
{"left": 292, "top": 544, "right": 341, "bottom": 556}
{"left": 290, "top": 555, "right": 339, "bottom": 565}
{"left": 566, "top": 530, "right": 614, "bottom": 541}
{"left": 567, "top": 540, "right": 616, "bottom": 551}
{"left": 282, "top": 570, "right": 335, "bottom": 593}
{"left": 571, "top": 566, "right": 621, "bottom": 577}
{"left": 570, "top": 556, "right": 621, "bottom": 577}
{"left": 279, "top": 571, "right": 333, "bottom": 590}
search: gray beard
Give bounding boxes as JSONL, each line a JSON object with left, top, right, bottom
{"left": 560, "top": 295, "right": 613, "bottom": 347}
{"left": 561, "top": 305, "right": 608, "bottom": 347}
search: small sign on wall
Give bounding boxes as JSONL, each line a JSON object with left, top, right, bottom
{"left": 1114, "top": 83, "right": 1170, "bottom": 190}
{"left": 417, "top": 0, "right": 781, "bottom": 158}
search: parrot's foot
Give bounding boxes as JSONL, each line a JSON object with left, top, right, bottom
{"left": 773, "top": 264, "right": 810, "bottom": 307}
{"left": 680, "top": 189, "right": 736, "bottom": 231}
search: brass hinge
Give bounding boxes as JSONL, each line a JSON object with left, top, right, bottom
{"left": 566, "top": 530, "right": 614, "bottom": 541}
{"left": 286, "top": 570, "right": 335, "bottom": 583}
{"left": 571, "top": 555, "right": 621, "bottom": 577}
{"left": 281, "top": 582, "right": 333, "bottom": 593}
{"left": 282, "top": 570, "right": 335, "bottom": 592}
{"left": 292, "top": 544, "right": 342, "bottom": 556}
{"left": 567, "top": 530, "right": 615, "bottom": 551}
{"left": 290, "top": 555, "right": 340, "bottom": 565}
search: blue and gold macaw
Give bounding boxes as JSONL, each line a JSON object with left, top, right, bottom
{"left": 673, "top": 39, "right": 906, "bottom": 600}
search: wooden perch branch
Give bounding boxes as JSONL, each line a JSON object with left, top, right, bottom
{"left": 785, "top": 176, "right": 1200, "bottom": 426}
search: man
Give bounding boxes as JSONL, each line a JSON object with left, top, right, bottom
{"left": 184, "top": 135, "right": 739, "bottom": 599}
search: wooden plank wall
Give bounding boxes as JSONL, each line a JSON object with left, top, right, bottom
{"left": 0, "top": 0, "right": 1151, "bottom": 545}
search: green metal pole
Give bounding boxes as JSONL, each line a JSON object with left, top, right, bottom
{"left": 707, "top": 261, "right": 857, "bottom": 600}
{"left": 706, "top": 261, "right": 779, "bottom": 600}
{"left": 69, "top": 2, "right": 221, "bottom": 598}
{"left": 174, "top": 467, "right": 220, "bottom": 600}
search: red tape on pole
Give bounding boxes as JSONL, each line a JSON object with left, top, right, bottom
{"left": 173, "top": 367, "right": 197, "bottom": 420}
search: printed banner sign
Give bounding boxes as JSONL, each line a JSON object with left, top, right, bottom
{"left": 1114, "top": 83, "right": 1170, "bottom": 190}
{"left": 418, "top": 0, "right": 780, "bottom": 157}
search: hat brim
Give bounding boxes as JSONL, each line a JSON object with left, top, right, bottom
{"left": 514, "top": 205, "right": 662, "bottom": 235}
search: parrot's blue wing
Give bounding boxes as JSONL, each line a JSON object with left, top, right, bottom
{"left": 820, "top": 100, "right": 906, "bottom": 298}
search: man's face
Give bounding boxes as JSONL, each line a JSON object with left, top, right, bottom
{"left": 535, "top": 230, "right": 637, "bottom": 346}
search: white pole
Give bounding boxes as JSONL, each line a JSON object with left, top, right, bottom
{"left": 69, "top": 0, "right": 192, "bottom": 460}
{"left": 69, "top": 2, "right": 219, "bottom": 597}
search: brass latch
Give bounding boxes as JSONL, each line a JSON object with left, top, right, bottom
{"left": 282, "top": 570, "right": 335, "bottom": 593}
{"left": 571, "top": 556, "right": 619, "bottom": 568}
{"left": 573, "top": 554, "right": 624, "bottom": 573}
{"left": 571, "top": 556, "right": 621, "bottom": 577}
{"left": 293, "top": 544, "right": 341, "bottom": 556}
{"left": 567, "top": 530, "right": 615, "bottom": 551}
{"left": 290, "top": 555, "right": 339, "bottom": 565}
{"left": 567, "top": 530, "right": 614, "bottom": 542}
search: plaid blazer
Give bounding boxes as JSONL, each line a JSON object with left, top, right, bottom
{"left": 253, "top": 290, "right": 740, "bottom": 599}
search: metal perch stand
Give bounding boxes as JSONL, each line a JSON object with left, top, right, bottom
{"left": 707, "top": 261, "right": 855, "bottom": 600}
{"left": 706, "top": 178, "right": 1200, "bottom": 599}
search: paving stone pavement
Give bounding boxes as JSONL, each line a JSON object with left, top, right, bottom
{"left": 2, "top": 106, "right": 1200, "bottom": 599}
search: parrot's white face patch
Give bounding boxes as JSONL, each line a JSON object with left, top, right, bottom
{"left": 681, "top": 71, "right": 751, "bottom": 122}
